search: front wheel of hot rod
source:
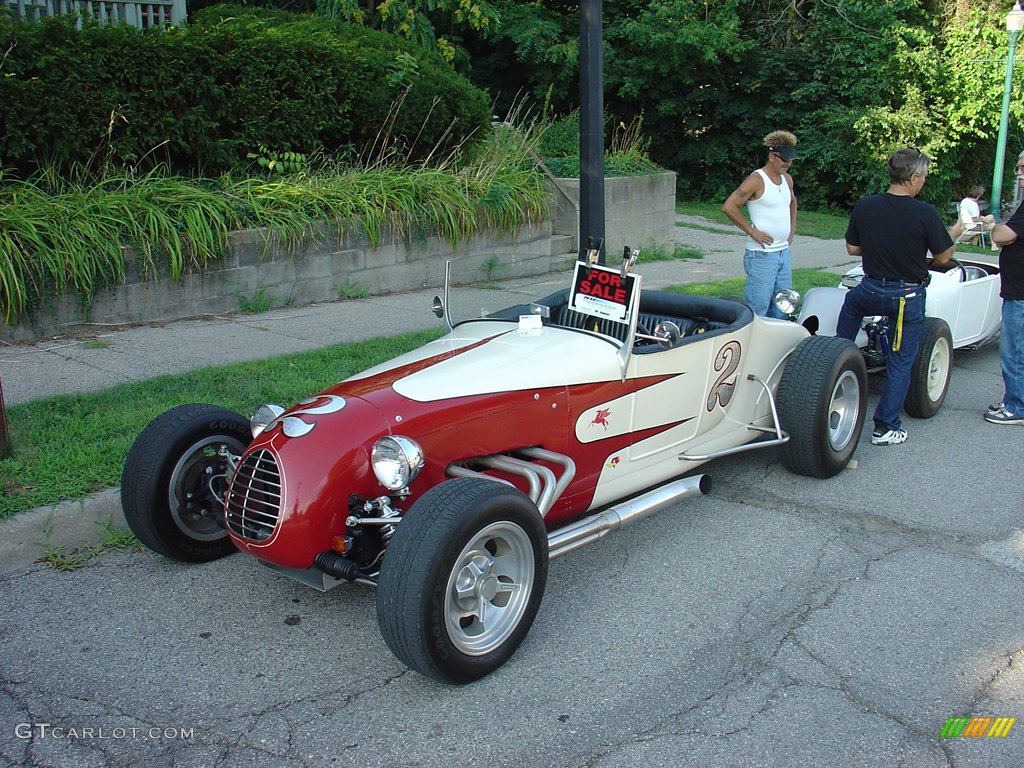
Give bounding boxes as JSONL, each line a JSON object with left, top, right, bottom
{"left": 776, "top": 336, "right": 868, "bottom": 479}
{"left": 904, "top": 317, "right": 953, "bottom": 419}
{"left": 121, "top": 404, "right": 250, "bottom": 562}
{"left": 376, "top": 478, "right": 549, "bottom": 684}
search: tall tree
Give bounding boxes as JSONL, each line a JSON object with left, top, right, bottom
{"left": 316, "top": 0, "right": 500, "bottom": 61}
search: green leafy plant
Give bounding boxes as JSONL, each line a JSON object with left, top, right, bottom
{"left": 336, "top": 278, "right": 368, "bottom": 299}
{"left": 479, "top": 255, "right": 503, "bottom": 282}
{"left": 538, "top": 111, "right": 660, "bottom": 178}
{"left": 33, "top": 515, "right": 140, "bottom": 570}
{"left": 236, "top": 288, "right": 280, "bottom": 313}
{"left": 80, "top": 338, "right": 113, "bottom": 349}
{"left": 246, "top": 145, "right": 308, "bottom": 175}
{"left": 36, "top": 545, "right": 93, "bottom": 571}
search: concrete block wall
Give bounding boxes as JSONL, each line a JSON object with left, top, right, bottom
{"left": 549, "top": 171, "right": 677, "bottom": 259}
{"left": 4, "top": 174, "right": 675, "bottom": 340}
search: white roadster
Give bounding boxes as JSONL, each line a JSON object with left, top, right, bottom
{"left": 792, "top": 255, "right": 1002, "bottom": 417}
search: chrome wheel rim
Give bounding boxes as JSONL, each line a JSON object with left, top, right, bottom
{"left": 827, "top": 370, "right": 861, "bottom": 451}
{"left": 926, "top": 337, "right": 952, "bottom": 402}
{"left": 444, "top": 521, "right": 535, "bottom": 656}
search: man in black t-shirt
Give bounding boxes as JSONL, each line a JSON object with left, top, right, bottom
{"left": 987, "top": 157, "right": 1024, "bottom": 426}
{"left": 836, "top": 148, "right": 961, "bottom": 446}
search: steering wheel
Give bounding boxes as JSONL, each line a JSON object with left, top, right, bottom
{"left": 944, "top": 256, "right": 966, "bottom": 281}
{"left": 634, "top": 322, "right": 653, "bottom": 347}
{"left": 927, "top": 256, "right": 965, "bottom": 281}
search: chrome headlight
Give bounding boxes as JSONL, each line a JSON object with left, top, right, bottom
{"left": 250, "top": 403, "right": 285, "bottom": 438}
{"left": 371, "top": 436, "right": 425, "bottom": 491}
{"left": 773, "top": 288, "right": 802, "bottom": 318}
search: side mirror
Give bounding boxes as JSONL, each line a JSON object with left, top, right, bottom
{"left": 653, "top": 321, "right": 681, "bottom": 347}
{"left": 432, "top": 295, "right": 444, "bottom": 319}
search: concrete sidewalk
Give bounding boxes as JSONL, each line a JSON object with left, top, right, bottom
{"left": 0, "top": 220, "right": 858, "bottom": 570}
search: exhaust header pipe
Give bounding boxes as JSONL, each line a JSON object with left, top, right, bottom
{"left": 547, "top": 474, "right": 710, "bottom": 560}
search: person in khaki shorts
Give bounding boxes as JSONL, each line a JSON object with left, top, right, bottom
{"left": 721, "top": 130, "right": 798, "bottom": 319}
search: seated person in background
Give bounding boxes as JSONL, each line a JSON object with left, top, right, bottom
{"left": 959, "top": 185, "right": 996, "bottom": 237}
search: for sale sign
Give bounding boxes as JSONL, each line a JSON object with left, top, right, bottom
{"left": 570, "top": 261, "right": 638, "bottom": 323}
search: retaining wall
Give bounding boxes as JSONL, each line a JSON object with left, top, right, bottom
{"left": 550, "top": 171, "right": 677, "bottom": 259}
{"left": 4, "top": 171, "right": 676, "bottom": 341}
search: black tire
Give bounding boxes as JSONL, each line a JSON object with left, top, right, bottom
{"left": 376, "top": 478, "right": 548, "bottom": 684}
{"left": 776, "top": 336, "right": 868, "bottom": 479}
{"left": 905, "top": 317, "right": 953, "bottom": 419}
{"left": 121, "top": 404, "right": 250, "bottom": 562}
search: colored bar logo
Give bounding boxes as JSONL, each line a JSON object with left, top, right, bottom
{"left": 941, "top": 716, "right": 1015, "bottom": 738}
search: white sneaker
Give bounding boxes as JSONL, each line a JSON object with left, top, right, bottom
{"left": 986, "top": 401, "right": 1005, "bottom": 416}
{"left": 984, "top": 407, "right": 1023, "bottom": 425}
{"left": 871, "top": 427, "right": 908, "bottom": 446}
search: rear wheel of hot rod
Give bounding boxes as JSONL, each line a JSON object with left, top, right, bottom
{"left": 904, "top": 317, "right": 952, "bottom": 419}
{"left": 121, "top": 404, "right": 250, "bottom": 562}
{"left": 376, "top": 478, "right": 548, "bottom": 684}
{"left": 776, "top": 335, "right": 867, "bottom": 479}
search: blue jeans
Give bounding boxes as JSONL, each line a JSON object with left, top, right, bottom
{"left": 999, "top": 298, "right": 1024, "bottom": 416}
{"left": 743, "top": 247, "right": 792, "bottom": 319}
{"left": 835, "top": 277, "right": 926, "bottom": 431}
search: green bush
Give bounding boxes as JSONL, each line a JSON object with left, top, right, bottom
{"left": 538, "top": 111, "right": 661, "bottom": 178}
{"left": 0, "top": 7, "right": 491, "bottom": 177}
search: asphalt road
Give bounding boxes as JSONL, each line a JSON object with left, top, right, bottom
{"left": 2, "top": 340, "right": 1022, "bottom": 768}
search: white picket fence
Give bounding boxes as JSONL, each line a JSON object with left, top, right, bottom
{"left": 4, "top": 0, "right": 186, "bottom": 29}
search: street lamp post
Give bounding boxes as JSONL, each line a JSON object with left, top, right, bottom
{"left": 579, "top": 0, "right": 605, "bottom": 263}
{"left": 990, "top": 1, "right": 1024, "bottom": 221}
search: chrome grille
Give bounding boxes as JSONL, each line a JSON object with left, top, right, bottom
{"left": 225, "top": 448, "right": 282, "bottom": 542}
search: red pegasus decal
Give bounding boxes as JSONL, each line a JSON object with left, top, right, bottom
{"left": 590, "top": 407, "right": 612, "bottom": 430}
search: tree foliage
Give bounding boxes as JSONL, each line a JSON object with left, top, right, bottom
{"left": 455, "top": 0, "right": 1024, "bottom": 210}
{"left": 314, "top": 0, "right": 499, "bottom": 61}
{"left": 0, "top": 8, "right": 491, "bottom": 177}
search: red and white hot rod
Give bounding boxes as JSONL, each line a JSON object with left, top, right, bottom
{"left": 122, "top": 253, "right": 868, "bottom": 683}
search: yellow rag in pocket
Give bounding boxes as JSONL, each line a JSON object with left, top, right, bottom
{"left": 892, "top": 297, "right": 905, "bottom": 352}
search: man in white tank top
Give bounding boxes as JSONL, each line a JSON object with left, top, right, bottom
{"left": 722, "top": 130, "right": 798, "bottom": 318}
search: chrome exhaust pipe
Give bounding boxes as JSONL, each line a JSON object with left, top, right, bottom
{"left": 547, "top": 474, "right": 711, "bottom": 560}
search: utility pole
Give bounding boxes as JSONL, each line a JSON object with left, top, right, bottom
{"left": 579, "top": 0, "right": 605, "bottom": 264}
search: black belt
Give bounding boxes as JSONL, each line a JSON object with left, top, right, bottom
{"left": 865, "top": 275, "right": 927, "bottom": 287}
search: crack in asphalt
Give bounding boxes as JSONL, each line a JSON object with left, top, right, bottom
{"left": 0, "top": 663, "right": 410, "bottom": 767}
{"left": 713, "top": 477, "right": 1022, "bottom": 578}
{"left": 571, "top": 497, "right": 1022, "bottom": 768}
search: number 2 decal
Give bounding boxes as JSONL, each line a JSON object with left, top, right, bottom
{"left": 706, "top": 340, "right": 741, "bottom": 411}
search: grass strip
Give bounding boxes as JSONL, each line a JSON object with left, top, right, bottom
{"left": 0, "top": 329, "right": 442, "bottom": 519}
{"left": 664, "top": 268, "right": 843, "bottom": 298}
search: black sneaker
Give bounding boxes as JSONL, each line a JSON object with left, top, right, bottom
{"left": 984, "top": 406, "right": 1023, "bottom": 425}
{"left": 986, "top": 401, "right": 1005, "bottom": 416}
{"left": 871, "top": 427, "right": 908, "bottom": 446}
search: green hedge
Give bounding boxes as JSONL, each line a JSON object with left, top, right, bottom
{"left": 0, "top": 6, "right": 491, "bottom": 177}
